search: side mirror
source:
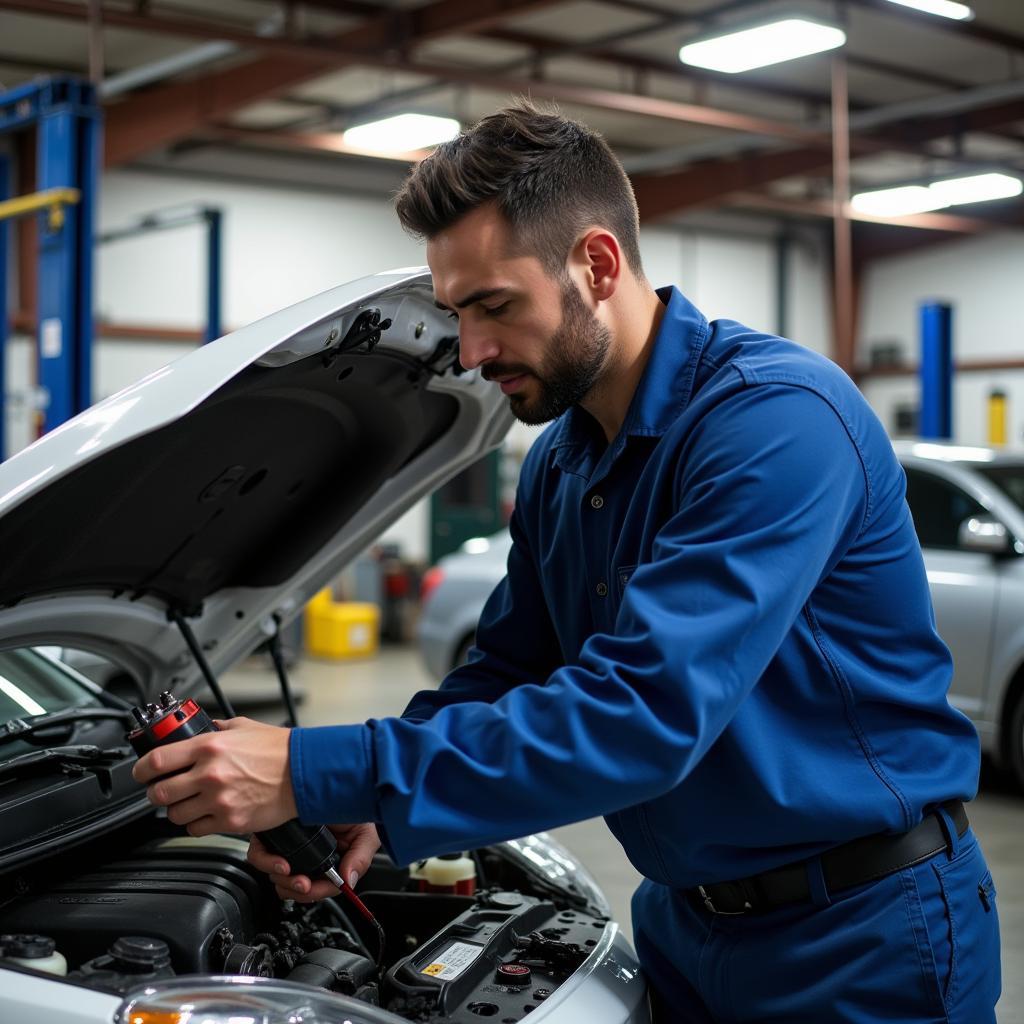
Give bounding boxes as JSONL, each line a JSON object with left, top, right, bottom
{"left": 957, "top": 514, "right": 1012, "bottom": 555}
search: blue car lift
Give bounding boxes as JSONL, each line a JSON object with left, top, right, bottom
{"left": 1, "top": 77, "right": 101, "bottom": 458}
{"left": 920, "top": 301, "right": 954, "bottom": 441}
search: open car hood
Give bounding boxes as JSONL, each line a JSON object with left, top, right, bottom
{"left": 0, "top": 268, "right": 511, "bottom": 698}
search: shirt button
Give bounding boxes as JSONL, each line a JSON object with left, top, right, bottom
{"left": 590, "top": 494, "right": 604, "bottom": 509}
{"left": 596, "top": 582, "right": 608, "bottom": 597}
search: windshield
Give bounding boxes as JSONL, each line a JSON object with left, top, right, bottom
{"left": 975, "top": 465, "right": 1024, "bottom": 513}
{"left": 0, "top": 649, "right": 104, "bottom": 723}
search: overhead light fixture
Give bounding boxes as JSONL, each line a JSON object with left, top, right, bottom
{"left": 852, "top": 172, "right": 1023, "bottom": 217}
{"left": 928, "top": 172, "right": 1023, "bottom": 205}
{"left": 850, "top": 185, "right": 946, "bottom": 216}
{"left": 883, "top": 0, "right": 973, "bottom": 21}
{"left": 679, "top": 17, "right": 846, "bottom": 73}
{"left": 343, "top": 113, "right": 460, "bottom": 154}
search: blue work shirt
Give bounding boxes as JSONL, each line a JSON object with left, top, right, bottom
{"left": 291, "top": 286, "right": 980, "bottom": 887}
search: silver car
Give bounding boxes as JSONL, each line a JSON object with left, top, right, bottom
{"left": 419, "top": 440, "right": 1024, "bottom": 792}
{"left": 0, "top": 271, "right": 649, "bottom": 1024}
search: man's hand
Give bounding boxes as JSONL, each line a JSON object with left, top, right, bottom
{"left": 131, "top": 717, "right": 298, "bottom": 837}
{"left": 248, "top": 823, "right": 382, "bottom": 903}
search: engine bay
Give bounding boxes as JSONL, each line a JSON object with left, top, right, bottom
{"left": 0, "top": 816, "right": 610, "bottom": 1023}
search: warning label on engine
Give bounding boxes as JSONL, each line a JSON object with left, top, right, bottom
{"left": 420, "top": 941, "right": 483, "bottom": 981}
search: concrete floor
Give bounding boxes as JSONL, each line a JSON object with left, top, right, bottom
{"left": 225, "top": 645, "right": 1023, "bottom": 1023}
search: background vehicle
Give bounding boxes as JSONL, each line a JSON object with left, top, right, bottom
{"left": 419, "top": 440, "right": 1024, "bottom": 792}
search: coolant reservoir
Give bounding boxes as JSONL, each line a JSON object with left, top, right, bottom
{"left": 1, "top": 934, "right": 67, "bottom": 975}
{"left": 410, "top": 852, "right": 476, "bottom": 895}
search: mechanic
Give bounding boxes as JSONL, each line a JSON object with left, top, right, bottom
{"left": 134, "top": 102, "right": 1001, "bottom": 1022}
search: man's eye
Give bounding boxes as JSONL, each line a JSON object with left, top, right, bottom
{"left": 447, "top": 311, "right": 458, "bottom": 321}
{"left": 484, "top": 302, "right": 509, "bottom": 317}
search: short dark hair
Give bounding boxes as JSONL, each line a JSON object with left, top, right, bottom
{"left": 394, "top": 101, "right": 645, "bottom": 279}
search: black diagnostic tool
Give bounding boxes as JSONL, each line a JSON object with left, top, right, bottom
{"left": 128, "top": 692, "right": 384, "bottom": 955}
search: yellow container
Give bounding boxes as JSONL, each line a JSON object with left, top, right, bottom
{"left": 304, "top": 589, "right": 380, "bottom": 660}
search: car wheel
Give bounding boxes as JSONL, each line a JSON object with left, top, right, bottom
{"left": 452, "top": 633, "right": 476, "bottom": 671}
{"left": 1010, "top": 689, "right": 1024, "bottom": 792}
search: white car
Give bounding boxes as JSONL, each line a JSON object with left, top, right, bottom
{"left": 0, "top": 270, "right": 649, "bottom": 1024}
{"left": 420, "top": 441, "right": 1024, "bottom": 793}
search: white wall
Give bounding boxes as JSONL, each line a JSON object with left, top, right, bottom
{"left": 858, "top": 231, "right": 1024, "bottom": 446}
{"left": 5, "top": 168, "right": 831, "bottom": 558}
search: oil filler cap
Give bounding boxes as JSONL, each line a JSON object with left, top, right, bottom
{"left": 495, "top": 962, "right": 532, "bottom": 986}
{"left": 110, "top": 936, "right": 171, "bottom": 972}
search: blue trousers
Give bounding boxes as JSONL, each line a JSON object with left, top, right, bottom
{"left": 633, "top": 828, "right": 1001, "bottom": 1023}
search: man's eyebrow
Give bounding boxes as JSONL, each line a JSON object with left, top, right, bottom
{"left": 434, "top": 287, "right": 508, "bottom": 312}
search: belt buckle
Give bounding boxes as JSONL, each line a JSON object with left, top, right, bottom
{"left": 697, "top": 884, "right": 751, "bottom": 915}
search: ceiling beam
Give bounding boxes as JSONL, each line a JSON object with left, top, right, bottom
{"left": 726, "top": 191, "right": 1001, "bottom": 234}
{"left": 89, "top": 0, "right": 566, "bottom": 165}
{"left": 632, "top": 148, "right": 834, "bottom": 221}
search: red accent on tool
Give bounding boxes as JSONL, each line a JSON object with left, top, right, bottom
{"left": 150, "top": 698, "right": 200, "bottom": 739}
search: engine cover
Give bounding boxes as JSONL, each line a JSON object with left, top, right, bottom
{"left": 0, "top": 836, "right": 270, "bottom": 972}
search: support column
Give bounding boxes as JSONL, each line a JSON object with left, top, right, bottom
{"left": 831, "top": 55, "right": 855, "bottom": 374}
{"left": 35, "top": 79, "right": 100, "bottom": 432}
{"left": 920, "top": 302, "right": 953, "bottom": 440}
{"left": 204, "top": 207, "right": 222, "bottom": 344}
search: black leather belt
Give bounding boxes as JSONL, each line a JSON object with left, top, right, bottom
{"left": 691, "top": 801, "right": 968, "bottom": 915}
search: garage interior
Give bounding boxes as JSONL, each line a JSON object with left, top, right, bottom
{"left": 1, "top": 0, "right": 1024, "bottom": 1020}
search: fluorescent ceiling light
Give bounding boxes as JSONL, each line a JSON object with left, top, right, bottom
{"left": 679, "top": 18, "right": 846, "bottom": 73}
{"left": 852, "top": 173, "right": 1023, "bottom": 216}
{"left": 343, "top": 113, "right": 460, "bottom": 154}
{"left": 883, "top": 0, "right": 973, "bottom": 20}
{"left": 928, "top": 172, "right": 1023, "bottom": 205}
{"left": 851, "top": 185, "right": 947, "bottom": 216}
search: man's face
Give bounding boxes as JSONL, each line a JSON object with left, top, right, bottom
{"left": 428, "top": 205, "right": 611, "bottom": 425}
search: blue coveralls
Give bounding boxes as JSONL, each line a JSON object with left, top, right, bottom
{"left": 291, "top": 287, "right": 1001, "bottom": 1022}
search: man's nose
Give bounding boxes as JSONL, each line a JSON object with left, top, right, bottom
{"left": 457, "top": 322, "right": 500, "bottom": 372}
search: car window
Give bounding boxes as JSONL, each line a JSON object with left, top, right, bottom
{"left": 0, "top": 648, "right": 103, "bottom": 722}
{"left": 904, "top": 467, "right": 986, "bottom": 550}
{"left": 976, "top": 464, "right": 1024, "bottom": 513}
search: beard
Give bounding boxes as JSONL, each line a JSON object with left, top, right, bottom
{"left": 485, "top": 280, "right": 612, "bottom": 426}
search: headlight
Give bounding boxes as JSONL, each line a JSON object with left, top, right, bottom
{"left": 502, "top": 832, "right": 613, "bottom": 918}
{"left": 118, "top": 976, "right": 398, "bottom": 1024}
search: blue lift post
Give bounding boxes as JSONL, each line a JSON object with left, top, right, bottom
{"left": 920, "top": 302, "right": 954, "bottom": 440}
{"left": 37, "top": 80, "right": 101, "bottom": 431}
{"left": 0, "top": 77, "right": 101, "bottom": 440}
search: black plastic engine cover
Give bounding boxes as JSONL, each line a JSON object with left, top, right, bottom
{"left": 0, "top": 837, "right": 270, "bottom": 972}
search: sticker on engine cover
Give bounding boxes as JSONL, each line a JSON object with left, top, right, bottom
{"left": 421, "top": 941, "right": 483, "bottom": 980}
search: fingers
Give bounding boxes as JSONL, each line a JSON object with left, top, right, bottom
{"left": 276, "top": 876, "right": 341, "bottom": 903}
{"left": 146, "top": 772, "right": 203, "bottom": 809}
{"left": 164, "top": 793, "right": 210, "bottom": 828}
{"left": 247, "top": 835, "right": 290, "bottom": 878}
{"left": 338, "top": 825, "right": 381, "bottom": 889}
{"left": 211, "top": 717, "right": 259, "bottom": 731}
{"left": 132, "top": 739, "right": 202, "bottom": 785}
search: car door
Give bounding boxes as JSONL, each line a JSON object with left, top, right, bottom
{"left": 903, "top": 466, "right": 997, "bottom": 721}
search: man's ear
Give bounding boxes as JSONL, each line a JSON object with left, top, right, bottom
{"left": 573, "top": 229, "right": 622, "bottom": 302}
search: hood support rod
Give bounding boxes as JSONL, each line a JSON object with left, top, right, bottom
{"left": 169, "top": 609, "right": 236, "bottom": 719}
{"left": 266, "top": 617, "right": 299, "bottom": 729}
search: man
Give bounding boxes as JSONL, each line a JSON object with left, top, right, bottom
{"left": 134, "top": 103, "right": 1001, "bottom": 1022}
